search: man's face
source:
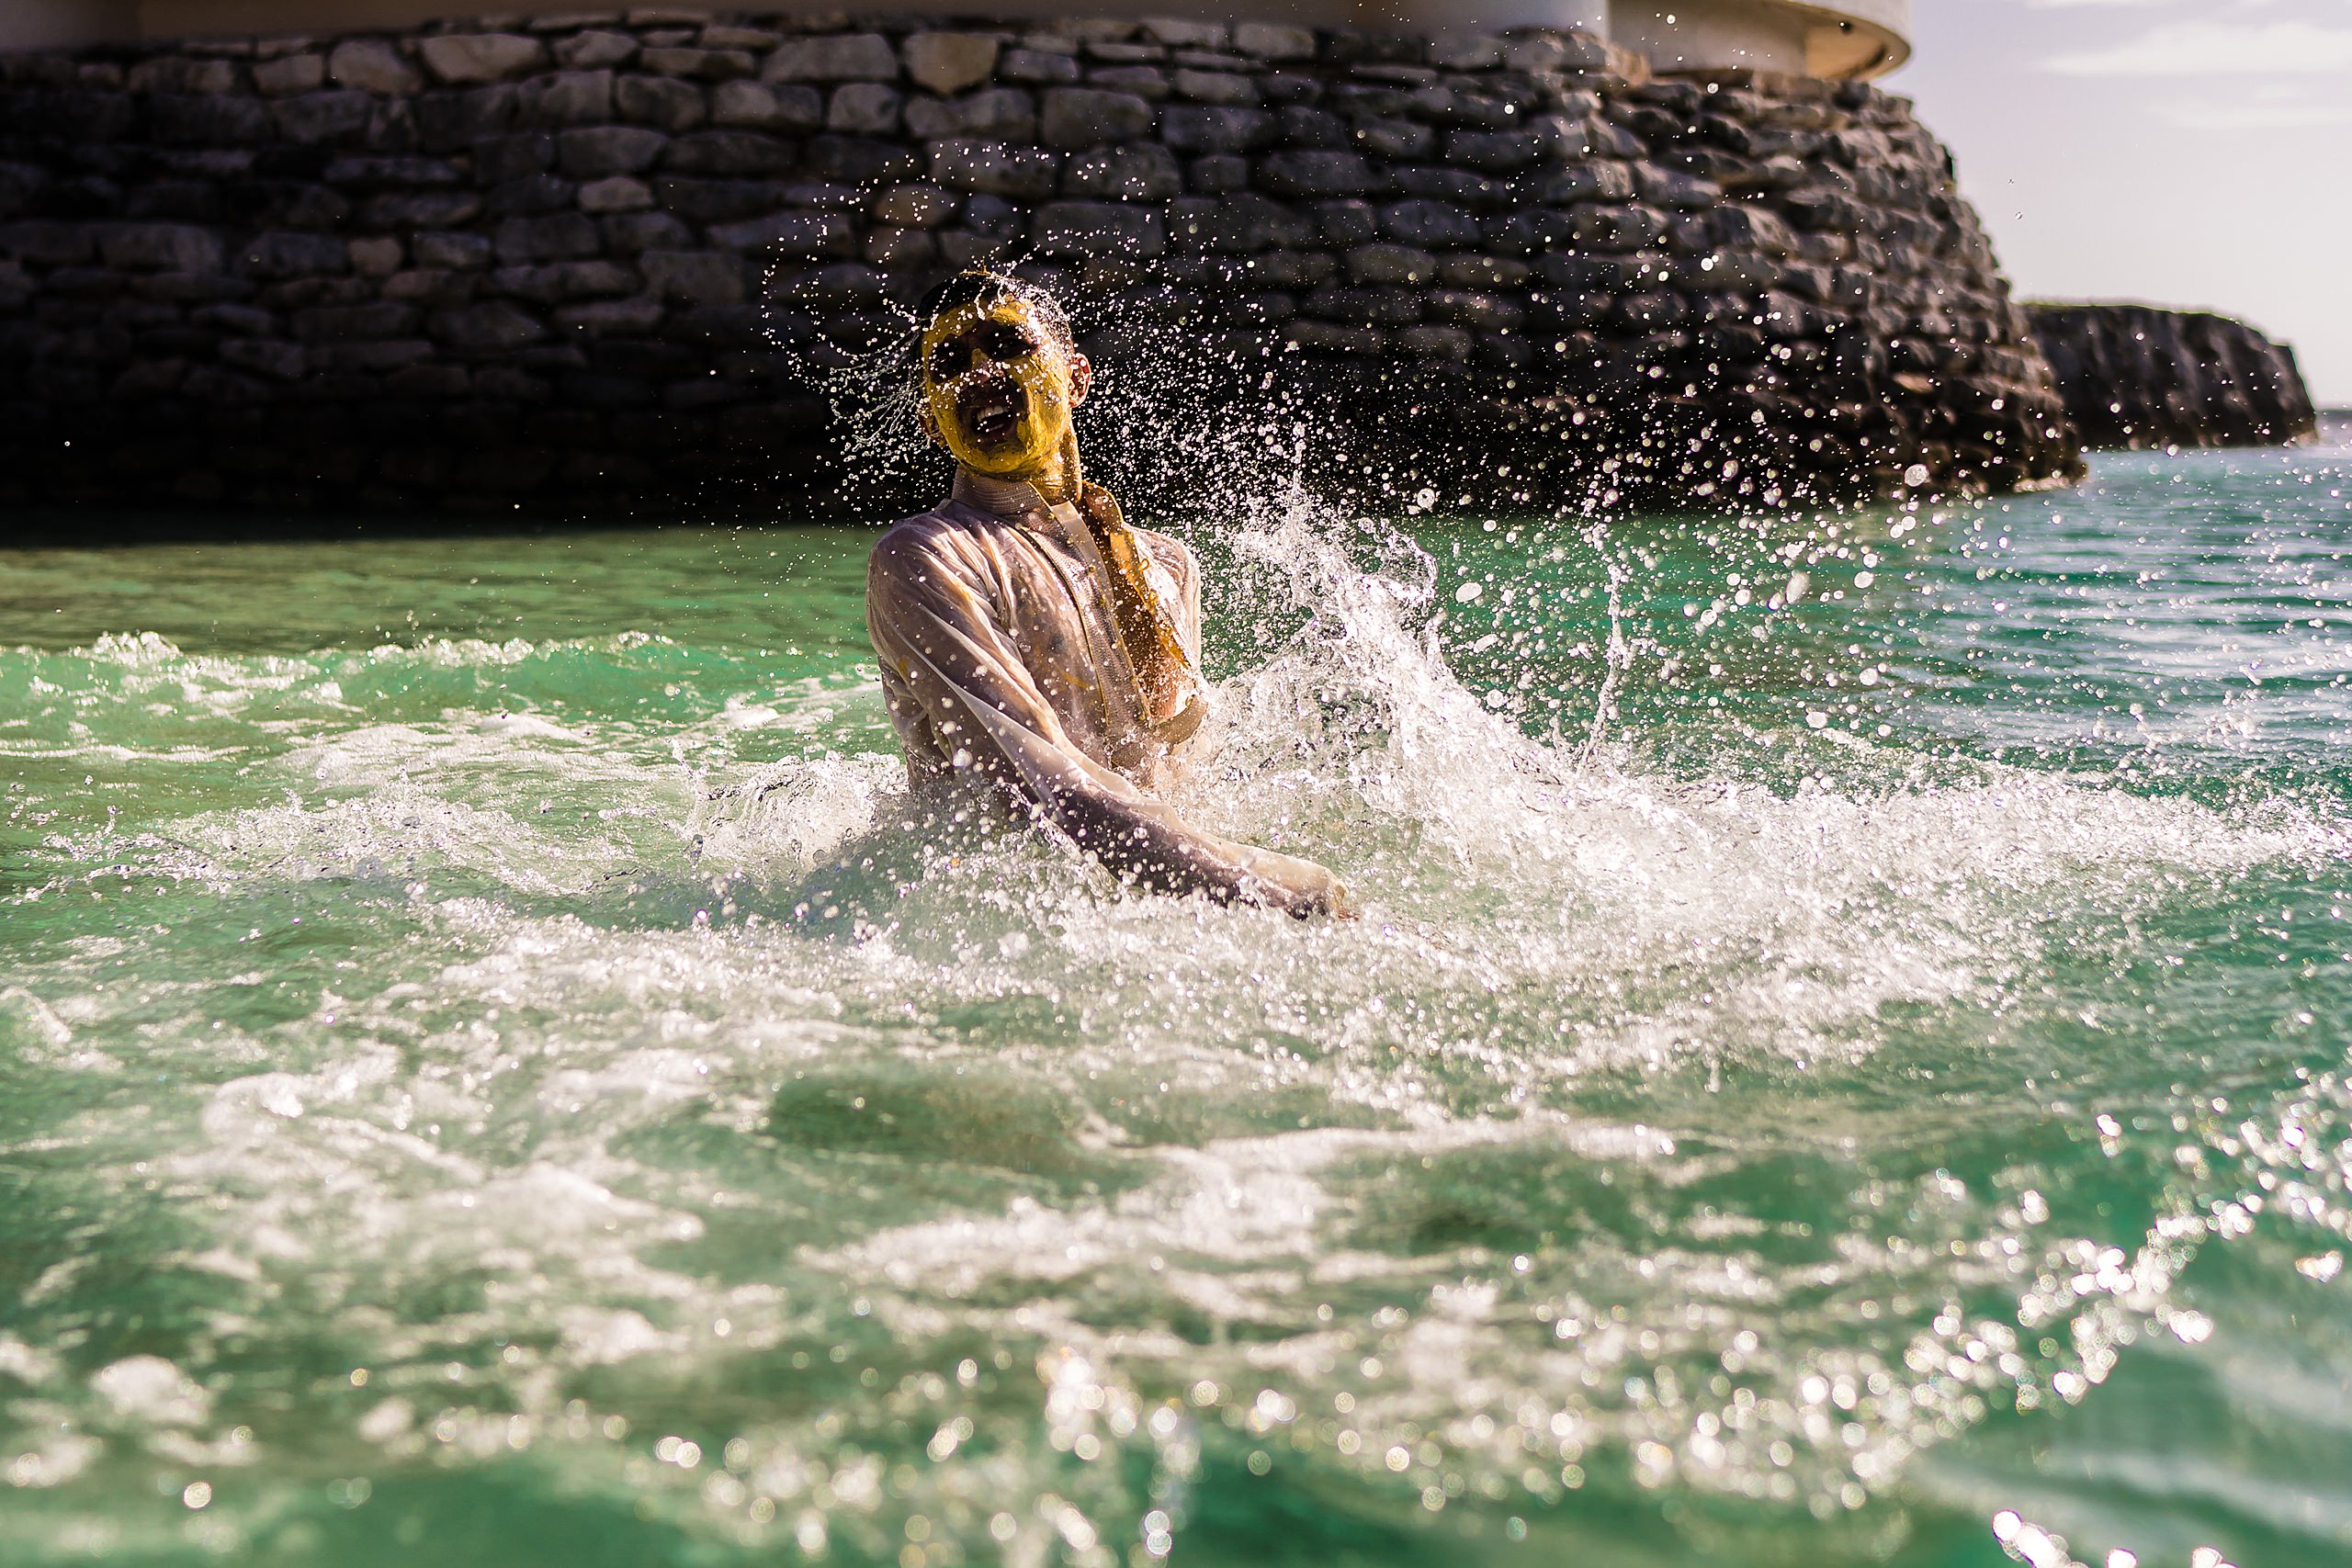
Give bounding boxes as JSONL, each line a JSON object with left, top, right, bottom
{"left": 919, "top": 296, "right": 1090, "bottom": 479}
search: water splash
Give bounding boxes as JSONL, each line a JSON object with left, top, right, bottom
{"left": 2, "top": 433, "right": 2349, "bottom": 1562}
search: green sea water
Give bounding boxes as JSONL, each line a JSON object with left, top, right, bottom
{"left": 4, "top": 430, "right": 2350, "bottom": 1568}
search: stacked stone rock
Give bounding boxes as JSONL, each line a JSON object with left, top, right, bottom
{"left": 2029, "top": 302, "right": 2316, "bottom": 452}
{"left": 0, "top": 13, "right": 2078, "bottom": 516}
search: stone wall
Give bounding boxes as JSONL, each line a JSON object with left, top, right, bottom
{"left": 2028, "top": 302, "right": 2316, "bottom": 452}
{"left": 0, "top": 12, "right": 2078, "bottom": 519}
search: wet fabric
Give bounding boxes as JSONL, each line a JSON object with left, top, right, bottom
{"left": 866, "top": 468, "right": 1346, "bottom": 914}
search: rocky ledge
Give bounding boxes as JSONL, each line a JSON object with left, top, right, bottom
{"left": 0, "top": 13, "right": 2081, "bottom": 519}
{"left": 2029, "top": 302, "right": 2316, "bottom": 451}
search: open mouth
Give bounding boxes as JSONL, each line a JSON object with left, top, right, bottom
{"left": 956, "top": 378, "right": 1025, "bottom": 447}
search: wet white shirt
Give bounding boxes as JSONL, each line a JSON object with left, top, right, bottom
{"left": 865, "top": 468, "right": 1345, "bottom": 915}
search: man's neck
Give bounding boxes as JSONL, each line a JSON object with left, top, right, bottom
{"left": 953, "top": 462, "right": 1079, "bottom": 517}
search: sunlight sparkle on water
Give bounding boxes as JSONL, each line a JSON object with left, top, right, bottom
{"left": 0, "top": 423, "right": 2349, "bottom": 1566}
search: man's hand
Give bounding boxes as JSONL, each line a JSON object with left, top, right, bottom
{"left": 1242, "top": 852, "right": 1355, "bottom": 920}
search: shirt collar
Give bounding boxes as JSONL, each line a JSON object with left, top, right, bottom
{"left": 951, "top": 466, "right": 1076, "bottom": 522}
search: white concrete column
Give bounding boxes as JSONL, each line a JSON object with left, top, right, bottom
{"left": 1609, "top": 0, "right": 1911, "bottom": 79}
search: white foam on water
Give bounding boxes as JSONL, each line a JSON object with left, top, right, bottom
{"left": 7, "top": 442, "right": 2350, "bottom": 1560}
{"left": 89, "top": 1356, "right": 211, "bottom": 1427}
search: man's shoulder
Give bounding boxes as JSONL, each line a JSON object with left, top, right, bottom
{"left": 870, "top": 504, "right": 993, "bottom": 577}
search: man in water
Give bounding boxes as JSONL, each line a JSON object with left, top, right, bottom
{"left": 865, "top": 270, "right": 1351, "bottom": 918}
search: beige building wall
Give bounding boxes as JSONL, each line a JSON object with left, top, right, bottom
{"left": 0, "top": 0, "right": 1905, "bottom": 76}
{"left": 3, "top": 0, "right": 1609, "bottom": 48}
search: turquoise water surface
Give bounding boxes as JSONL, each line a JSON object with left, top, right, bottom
{"left": 4, "top": 429, "right": 2350, "bottom": 1567}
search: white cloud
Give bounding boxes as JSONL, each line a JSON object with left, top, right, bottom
{"left": 2166, "top": 99, "right": 2352, "bottom": 130}
{"left": 2046, "top": 19, "right": 2352, "bottom": 73}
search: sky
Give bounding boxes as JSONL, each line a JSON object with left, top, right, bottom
{"left": 1888, "top": 0, "right": 2352, "bottom": 404}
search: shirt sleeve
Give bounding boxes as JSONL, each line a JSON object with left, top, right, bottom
{"left": 866, "top": 520, "right": 1348, "bottom": 917}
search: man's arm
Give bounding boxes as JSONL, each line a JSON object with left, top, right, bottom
{"left": 867, "top": 521, "right": 1349, "bottom": 917}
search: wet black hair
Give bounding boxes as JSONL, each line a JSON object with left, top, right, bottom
{"left": 915, "top": 269, "right": 1076, "bottom": 355}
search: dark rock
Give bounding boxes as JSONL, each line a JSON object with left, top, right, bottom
{"left": 415, "top": 87, "right": 516, "bottom": 152}
{"left": 1379, "top": 198, "right": 1477, "bottom": 248}
{"left": 643, "top": 49, "right": 756, "bottom": 84}
{"left": 328, "top": 39, "right": 423, "bottom": 96}
{"left": 1167, "top": 193, "right": 1314, "bottom": 254}
{"left": 1426, "top": 288, "right": 1520, "bottom": 331}
{"left": 324, "top": 156, "right": 463, "bottom": 189}
{"left": 872, "top": 184, "right": 958, "bottom": 228}
{"left": 101, "top": 224, "right": 225, "bottom": 273}
{"left": 2030, "top": 302, "right": 2318, "bottom": 449}
{"left": 1172, "top": 69, "right": 1256, "bottom": 106}
{"left": 430, "top": 300, "right": 548, "bottom": 352}
{"left": 616, "top": 75, "right": 707, "bottom": 132}
{"left": 654, "top": 177, "right": 786, "bottom": 222}
{"left": 602, "top": 212, "right": 695, "bottom": 254}
{"left": 1442, "top": 129, "right": 1544, "bottom": 172}
{"left": 1087, "top": 66, "right": 1170, "bottom": 99}
{"left": 490, "top": 261, "right": 639, "bottom": 303}
{"left": 151, "top": 94, "right": 273, "bottom": 147}
{"left": 1708, "top": 204, "right": 1798, "bottom": 257}
{"left": 1258, "top": 149, "right": 1376, "bottom": 197}
{"left": 217, "top": 338, "right": 308, "bottom": 379}
{"left": 1276, "top": 106, "right": 1347, "bottom": 149}
{"left": 639, "top": 249, "right": 747, "bottom": 303}
{"left": 1159, "top": 105, "right": 1274, "bottom": 154}
{"left": 359, "top": 191, "right": 483, "bottom": 229}
{"left": 0, "top": 17, "right": 2088, "bottom": 514}
{"left": 558, "top": 297, "right": 666, "bottom": 335}
{"left": 904, "top": 87, "right": 1035, "bottom": 141}
{"left": 558, "top": 127, "right": 671, "bottom": 177}
{"left": 712, "top": 81, "right": 823, "bottom": 132}
{"left": 1303, "top": 284, "right": 1419, "bottom": 325}
{"left": 1312, "top": 199, "right": 1376, "bottom": 246}
{"left": 1186, "top": 154, "right": 1250, "bottom": 194}
{"left": 1033, "top": 199, "right": 1164, "bottom": 257}
{"left": 238, "top": 231, "right": 350, "bottom": 278}
{"left": 930, "top": 140, "right": 1060, "bottom": 199}
{"left": 904, "top": 33, "right": 1002, "bottom": 97}
{"left": 803, "top": 138, "right": 919, "bottom": 184}
{"left": 960, "top": 194, "right": 1023, "bottom": 239}
{"left": 488, "top": 175, "right": 576, "bottom": 217}
{"left": 827, "top": 83, "right": 902, "bottom": 135}
{"left": 519, "top": 71, "right": 615, "bottom": 129}
{"left": 418, "top": 35, "right": 548, "bottom": 87}
{"left": 664, "top": 130, "right": 795, "bottom": 176}
{"left": 1388, "top": 165, "right": 1504, "bottom": 207}
{"left": 763, "top": 35, "right": 898, "bottom": 83}
{"left": 413, "top": 231, "right": 493, "bottom": 270}
{"left": 1568, "top": 205, "right": 1669, "bottom": 254}
{"left": 553, "top": 32, "right": 639, "bottom": 73}
{"left": 1001, "top": 50, "right": 1083, "bottom": 85}
{"left": 495, "top": 213, "right": 601, "bottom": 263}
{"left": 473, "top": 133, "right": 552, "bottom": 183}
{"left": 290, "top": 300, "right": 421, "bottom": 342}
{"left": 706, "top": 209, "right": 854, "bottom": 255}
{"left": 273, "top": 90, "right": 375, "bottom": 145}
{"left": 1040, "top": 88, "right": 1155, "bottom": 148}
{"left": 1351, "top": 115, "right": 1432, "bottom": 160}
{"left": 1346, "top": 243, "right": 1435, "bottom": 286}
{"left": 1061, "top": 143, "right": 1179, "bottom": 199}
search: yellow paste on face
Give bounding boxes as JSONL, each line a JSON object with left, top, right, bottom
{"left": 920, "top": 299, "right": 1078, "bottom": 479}
{"left": 922, "top": 293, "right": 1194, "bottom": 728}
